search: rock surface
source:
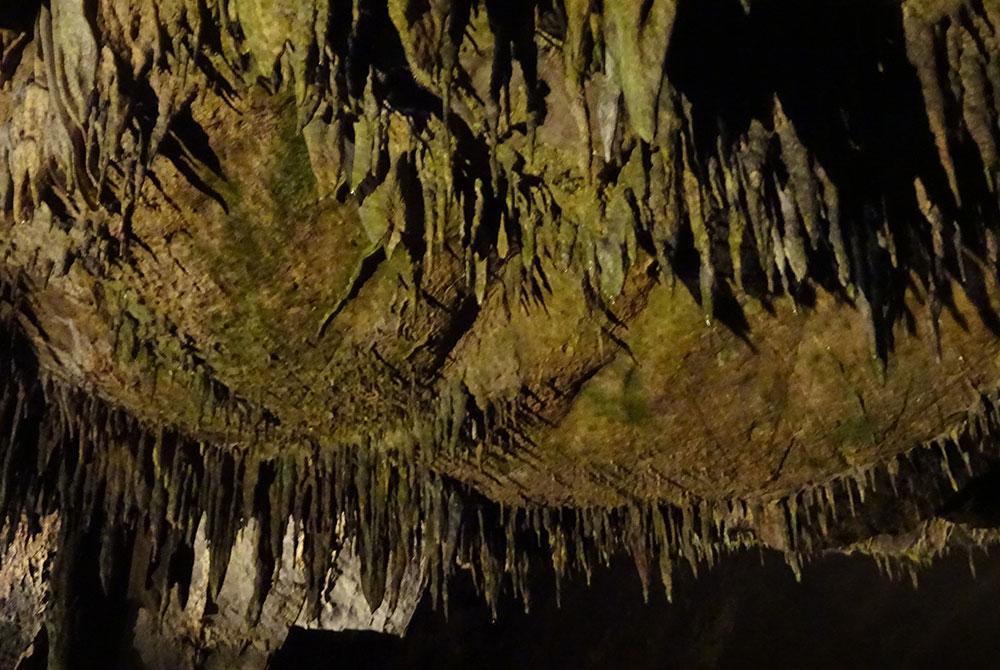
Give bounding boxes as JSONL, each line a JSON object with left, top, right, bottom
{"left": 1, "top": 0, "right": 1000, "bottom": 663}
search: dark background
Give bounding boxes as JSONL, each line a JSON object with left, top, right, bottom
{"left": 273, "top": 545, "right": 1000, "bottom": 669}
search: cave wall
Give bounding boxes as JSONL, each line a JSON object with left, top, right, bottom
{"left": 1, "top": 0, "right": 1000, "bottom": 663}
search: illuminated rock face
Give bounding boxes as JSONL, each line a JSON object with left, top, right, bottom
{"left": 0, "top": 513, "right": 423, "bottom": 668}
{"left": 129, "top": 519, "right": 424, "bottom": 669}
{"left": 0, "top": 515, "right": 57, "bottom": 668}
{"left": 2, "top": 0, "right": 1000, "bottom": 663}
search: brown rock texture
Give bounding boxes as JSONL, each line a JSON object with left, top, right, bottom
{"left": 2, "top": 0, "right": 1000, "bottom": 662}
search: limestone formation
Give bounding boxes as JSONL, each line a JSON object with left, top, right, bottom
{"left": 2, "top": 0, "right": 1000, "bottom": 663}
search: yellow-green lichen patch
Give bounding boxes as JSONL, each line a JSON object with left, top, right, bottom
{"left": 119, "top": 92, "right": 375, "bottom": 439}
{"left": 524, "top": 277, "right": 1000, "bottom": 506}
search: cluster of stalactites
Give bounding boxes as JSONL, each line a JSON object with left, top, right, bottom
{"left": 903, "top": 0, "right": 1000, "bottom": 211}
{"left": 0, "top": 351, "right": 447, "bottom": 621}
{"left": 4, "top": 0, "right": 1000, "bottom": 622}
{"left": 0, "top": 336, "right": 728, "bottom": 618}
{"left": 0, "top": 0, "right": 207, "bottom": 252}
{"left": 851, "top": 518, "right": 1000, "bottom": 589}
{"left": 308, "top": 0, "right": 1000, "bottom": 362}
{"left": 4, "top": 302, "right": 1000, "bottom": 624}
{"left": 3, "top": 1, "right": 1000, "bottom": 359}
{"left": 747, "top": 385, "right": 1000, "bottom": 582}
{"left": 258, "top": 0, "right": 1000, "bottom": 363}
{"left": 0, "top": 300, "right": 759, "bottom": 617}
{"left": 901, "top": 0, "right": 1000, "bottom": 355}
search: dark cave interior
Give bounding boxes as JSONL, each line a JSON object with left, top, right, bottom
{"left": 276, "top": 546, "right": 1000, "bottom": 670}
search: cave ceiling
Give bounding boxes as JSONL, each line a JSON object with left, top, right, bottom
{"left": 1, "top": 0, "right": 1000, "bottom": 645}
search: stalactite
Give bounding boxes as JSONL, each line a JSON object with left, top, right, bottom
{"left": 914, "top": 177, "right": 945, "bottom": 359}
{"left": 774, "top": 97, "right": 821, "bottom": 250}
{"left": 603, "top": 0, "right": 678, "bottom": 144}
{"left": 3, "top": 0, "right": 998, "bottom": 414}
{"left": 777, "top": 181, "right": 809, "bottom": 285}
{"left": 957, "top": 30, "right": 999, "bottom": 194}
{"left": 3, "top": 3, "right": 1000, "bottom": 648}
{"left": 903, "top": 2, "right": 962, "bottom": 207}
{"left": 720, "top": 143, "right": 746, "bottom": 290}
{"left": 740, "top": 120, "right": 777, "bottom": 293}
{"left": 681, "top": 134, "right": 714, "bottom": 324}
